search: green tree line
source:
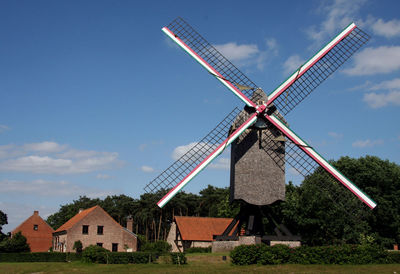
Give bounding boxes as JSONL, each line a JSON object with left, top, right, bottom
{"left": 45, "top": 156, "right": 400, "bottom": 248}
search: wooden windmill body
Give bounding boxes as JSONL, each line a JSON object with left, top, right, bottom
{"left": 230, "top": 89, "right": 286, "bottom": 206}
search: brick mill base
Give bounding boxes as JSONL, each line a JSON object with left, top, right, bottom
{"left": 211, "top": 236, "right": 301, "bottom": 252}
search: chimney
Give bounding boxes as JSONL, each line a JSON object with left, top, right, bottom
{"left": 34, "top": 211, "right": 39, "bottom": 215}
{"left": 126, "top": 216, "right": 133, "bottom": 232}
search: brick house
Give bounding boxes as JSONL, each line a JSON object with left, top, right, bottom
{"left": 166, "top": 216, "right": 233, "bottom": 252}
{"left": 53, "top": 205, "right": 137, "bottom": 252}
{"left": 11, "top": 210, "right": 54, "bottom": 252}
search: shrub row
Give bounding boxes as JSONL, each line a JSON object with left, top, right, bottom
{"left": 82, "top": 251, "right": 186, "bottom": 264}
{"left": 185, "top": 247, "right": 211, "bottom": 253}
{"left": 0, "top": 252, "right": 81, "bottom": 262}
{"left": 230, "top": 244, "right": 397, "bottom": 265}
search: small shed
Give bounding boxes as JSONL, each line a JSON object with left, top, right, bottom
{"left": 166, "top": 216, "right": 233, "bottom": 252}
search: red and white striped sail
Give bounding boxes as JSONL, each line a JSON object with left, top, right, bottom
{"left": 157, "top": 113, "right": 257, "bottom": 208}
{"left": 263, "top": 113, "right": 376, "bottom": 209}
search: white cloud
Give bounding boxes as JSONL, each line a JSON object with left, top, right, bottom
{"left": 371, "top": 18, "right": 400, "bottom": 38}
{"left": 288, "top": 167, "right": 301, "bottom": 176}
{"left": 266, "top": 38, "right": 278, "bottom": 56}
{"left": 306, "top": 0, "right": 366, "bottom": 45}
{"left": 363, "top": 91, "right": 400, "bottom": 108}
{"left": 172, "top": 142, "right": 218, "bottom": 161}
{"left": 0, "top": 141, "right": 121, "bottom": 174}
{"left": 24, "top": 141, "right": 66, "bottom": 153}
{"left": 209, "top": 157, "right": 230, "bottom": 170}
{"left": 0, "top": 179, "right": 115, "bottom": 197}
{"left": 343, "top": 46, "right": 400, "bottom": 76}
{"left": 214, "top": 42, "right": 259, "bottom": 62}
{"left": 0, "top": 125, "right": 10, "bottom": 133}
{"left": 283, "top": 55, "right": 305, "bottom": 75}
{"left": 369, "top": 78, "right": 400, "bottom": 91}
{"left": 214, "top": 38, "right": 278, "bottom": 70}
{"left": 141, "top": 165, "right": 155, "bottom": 173}
{"left": 352, "top": 139, "right": 384, "bottom": 148}
{"left": 96, "top": 174, "right": 112, "bottom": 180}
{"left": 56, "top": 149, "right": 99, "bottom": 159}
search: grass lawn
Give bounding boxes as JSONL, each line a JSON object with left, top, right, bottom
{"left": 0, "top": 253, "right": 399, "bottom": 273}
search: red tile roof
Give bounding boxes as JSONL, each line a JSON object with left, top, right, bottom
{"left": 55, "top": 205, "right": 98, "bottom": 232}
{"left": 12, "top": 211, "right": 54, "bottom": 252}
{"left": 175, "top": 216, "right": 233, "bottom": 241}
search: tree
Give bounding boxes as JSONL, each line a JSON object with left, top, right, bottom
{"left": 0, "top": 231, "right": 30, "bottom": 253}
{"left": 0, "top": 210, "right": 7, "bottom": 241}
{"left": 281, "top": 156, "right": 400, "bottom": 247}
{"left": 47, "top": 196, "right": 101, "bottom": 229}
{"left": 198, "top": 185, "right": 230, "bottom": 217}
{"left": 73, "top": 240, "right": 83, "bottom": 254}
{"left": 101, "top": 195, "right": 137, "bottom": 226}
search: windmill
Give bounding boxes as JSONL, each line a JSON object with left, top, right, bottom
{"left": 144, "top": 17, "right": 376, "bottom": 241}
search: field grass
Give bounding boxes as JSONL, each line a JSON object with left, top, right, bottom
{"left": 0, "top": 252, "right": 399, "bottom": 273}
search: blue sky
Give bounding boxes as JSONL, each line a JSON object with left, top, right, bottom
{"left": 1, "top": 0, "right": 400, "bottom": 232}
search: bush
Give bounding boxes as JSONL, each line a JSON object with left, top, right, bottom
{"left": 387, "top": 251, "right": 400, "bottom": 263}
{"left": 230, "top": 244, "right": 260, "bottom": 265}
{"left": 185, "top": 246, "right": 211, "bottom": 253}
{"left": 230, "top": 244, "right": 393, "bottom": 265}
{"left": 258, "top": 244, "right": 291, "bottom": 265}
{"left": 73, "top": 240, "right": 83, "bottom": 254}
{"left": 141, "top": 240, "right": 171, "bottom": 255}
{"left": 0, "top": 232, "right": 30, "bottom": 253}
{"left": 107, "top": 252, "right": 154, "bottom": 264}
{"left": 82, "top": 245, "right": 110, "bottom": 263}
{"left": 170, "top": 252, "right": 187, "bottom": 264}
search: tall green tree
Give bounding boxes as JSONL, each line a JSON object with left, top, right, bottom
{"left": 0, "top": 210, "right": 7, "bottom": 241}
{"left": 47, "top": 196, "right": 100, "bottom": 229}
{"left": 281, "top": 156, "right": 400, "bottom": 247}
{"left": 0, "top": 231, "right": 30, "bottom": 253}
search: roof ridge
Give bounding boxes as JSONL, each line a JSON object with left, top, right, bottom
{"left": 12, "top": 212, "right": 55, "bottom": 233}
{"left": 55, "top": 205, "right": 99, "bottom": 232}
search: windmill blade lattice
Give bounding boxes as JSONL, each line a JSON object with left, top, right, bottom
{"left": 271, "top": 27, "right": 370, "bottom": 116}
{"left": 260, "top": 130, "right": 371, "bottom": 215}
{"left": 260, "top": 131, "right": 319, "bottom": 176}
{"left": 165, "top": 17, "right": 262, "bottom": 103}
{"left": 144, "top": 107, "right": 246, "bottom": 194}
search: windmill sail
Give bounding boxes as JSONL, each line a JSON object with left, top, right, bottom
{"left": 144, "top": 108, "right": 257, "bottom": 208}
{"left": 162, "top": 17, "right": 259, "bottom": 107}
{"left": 146, "top": 18, "right": 376, "bottom": 210}
{"left": 263, "top": 113, "right": 376, "bottom": 209}
{"left": 267, "top": 24, "right": 370, "bottom": 115}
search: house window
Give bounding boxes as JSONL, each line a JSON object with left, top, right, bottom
{"left": 97, "top": 243, "right": 103, "bottom": 247}
{"left": 33, "top": 224, "right": 38, "bottom": 231}
{"left": 82, "top": 225, "right": 89, "bottom": 234}
{"left": 97, "top": 225, "right": 104, "bottom": 235}
{"left": 112, "top": 243, "right": 118, "bottom": 252}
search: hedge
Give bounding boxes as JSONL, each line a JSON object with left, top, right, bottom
{"left": 106, "top": 252, "right": 155, "bottom": 264}
{"left": 0, "top": 252, "right": 81, "bottom": 262}
{"left": 185, "top": 247, "right": 211, "bottom": 253}
{"left": 0, "top": 251, "right": 187, "bottom": 264}
{"left": 230, "top": 244, "right": 397, "bottom": 265}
